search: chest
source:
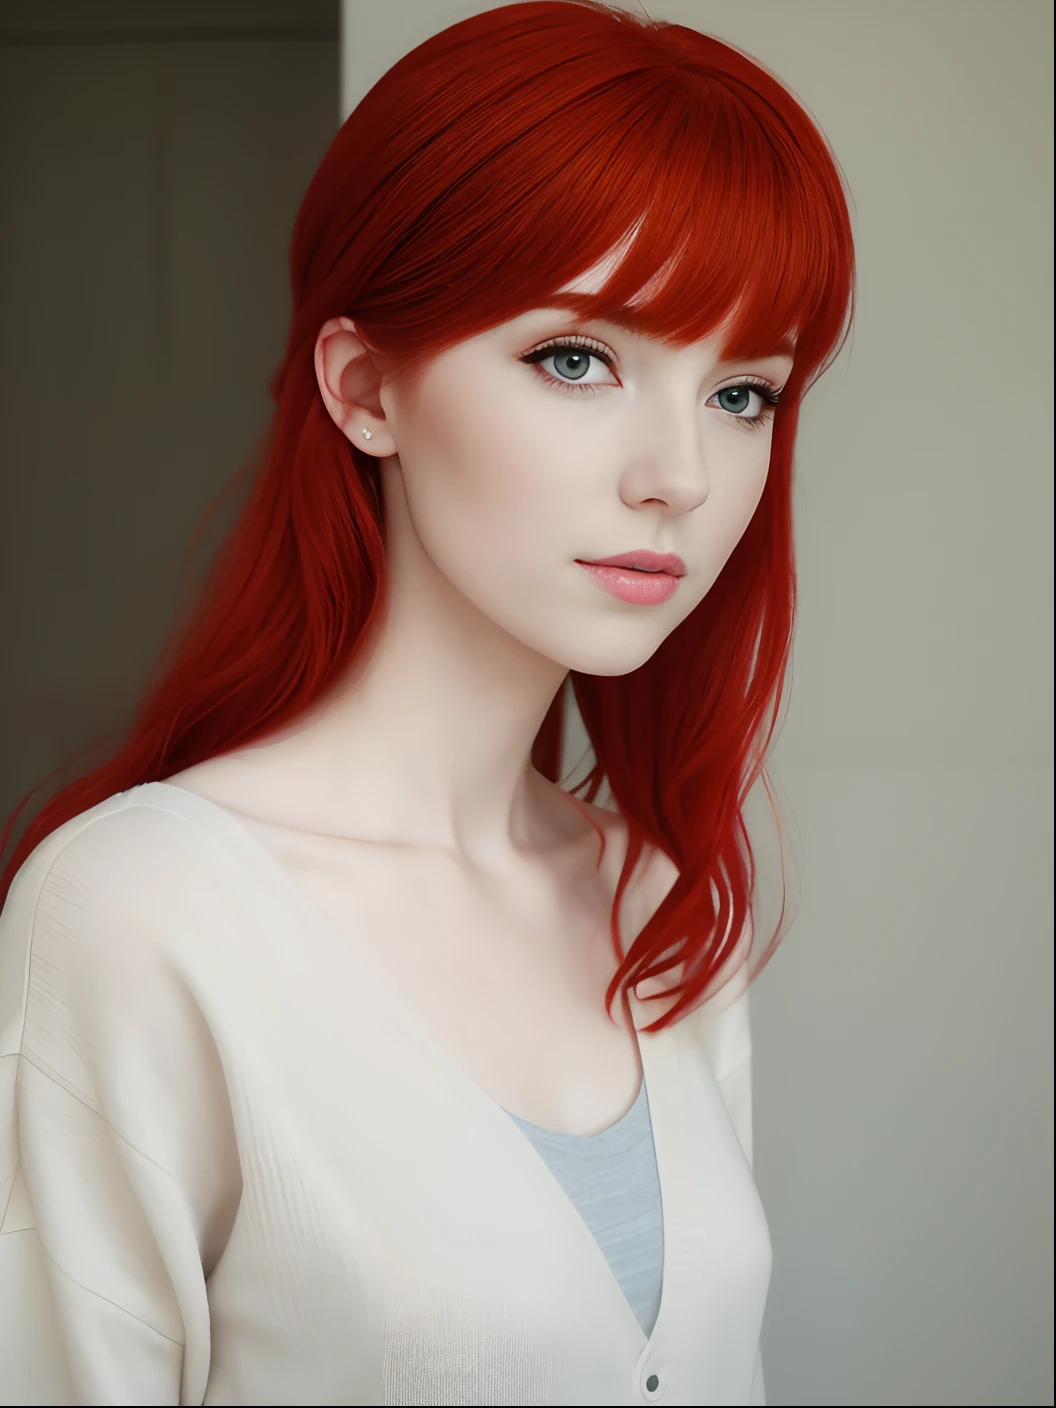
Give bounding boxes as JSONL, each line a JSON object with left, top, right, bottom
{"left": 232, "top": 814, "right": 647, "bottom": 1136}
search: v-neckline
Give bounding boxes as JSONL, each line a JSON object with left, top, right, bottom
{"left": 131, "top": 780, "right": 697, "bottom": 1357}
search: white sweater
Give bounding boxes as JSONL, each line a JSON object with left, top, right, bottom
{"left": 0, "top": 783, "right": 770, "bottom": 1406}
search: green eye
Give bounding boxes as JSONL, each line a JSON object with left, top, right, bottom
{"left": 521, "top": 338, "right": 616, "bottom": 394}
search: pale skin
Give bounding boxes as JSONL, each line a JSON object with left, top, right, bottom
{"left": 166, "top": 254, "right": 794, "bottom": 1135}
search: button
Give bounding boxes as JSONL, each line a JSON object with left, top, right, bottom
{"left": 640, "top": 1356, "right": 668, "bottom": 1399}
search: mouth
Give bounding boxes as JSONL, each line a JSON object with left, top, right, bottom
{"left": 575, "top": 551, "right": 685, "bottom": 606}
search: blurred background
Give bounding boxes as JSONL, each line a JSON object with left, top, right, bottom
{"left": 1, "top": 2, "right": 1052, "bottom": 1405}
{"left": 0, "top": 0, "right": 340, "bottom": 798}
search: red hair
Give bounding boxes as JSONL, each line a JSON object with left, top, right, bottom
{"left": 0, "top": 0, "right": 855, "bottom": 1031}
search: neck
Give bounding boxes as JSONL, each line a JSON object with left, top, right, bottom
{"left": 242, "top": 465, "right": 576, "bottom": 865}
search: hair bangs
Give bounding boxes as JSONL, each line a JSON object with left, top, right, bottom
{"left": 542, "top": 86, "right": 817, "bottom": 373}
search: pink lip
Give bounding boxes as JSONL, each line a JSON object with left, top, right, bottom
{"left": 582, "top": 550, "right": 686, "bottom": 576}
{"left": 575, "top": 549, "right": 685, "bottom": 606}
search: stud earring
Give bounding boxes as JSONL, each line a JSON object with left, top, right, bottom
{"left": 360, "top": 428, "right": 372, "bottom": 440}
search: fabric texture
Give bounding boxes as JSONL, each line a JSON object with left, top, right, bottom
{"left": 504, "top": 1078, "right": 664, "bottom": 1338}
{"left": 0, "top": 782, "right": 771, "bottom": 1406}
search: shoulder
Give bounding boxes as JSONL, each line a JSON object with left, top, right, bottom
{"left": 5, "top": 785, "right": 235, "bottom": 930}
{"left": 0, "top": 788, "right": 239, "bottom": 1071}
{"left": 0, "top": 795, "right": 243, "bottom": 1305}
{"left": 1, "top": 789, "right": 243, "bottom": 1156}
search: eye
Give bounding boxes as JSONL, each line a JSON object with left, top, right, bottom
{"left": 520, "top": 337, "right": 617, "bottom": 395}
{"left": 520, "top": 336, "right": 785, "bottom": 426}
{"left": 710, "top": 378, "right": 783, "bottom": 431}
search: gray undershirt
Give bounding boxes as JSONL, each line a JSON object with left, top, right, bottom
{"left": 502, "top": 1079, "right": 664, "bottom": 1337}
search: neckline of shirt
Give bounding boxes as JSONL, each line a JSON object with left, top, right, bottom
{"left": 502, "top": 1075, "right": 652, "bottom": 1150}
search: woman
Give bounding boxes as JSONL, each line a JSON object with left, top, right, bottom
{"left": 0, "top": 1, "right": 855, "bottom": 1402}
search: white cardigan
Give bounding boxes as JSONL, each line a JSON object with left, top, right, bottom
{"left": 0, "top": 783, "right": 770, "bottom": 1406}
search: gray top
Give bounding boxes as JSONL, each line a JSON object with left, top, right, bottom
{"left": 503, "top": 1078, "right": 664, "bottom": 1337}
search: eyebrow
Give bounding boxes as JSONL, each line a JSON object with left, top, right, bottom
{"left": 534, "top": 301, "right": 796, "bottom": 362}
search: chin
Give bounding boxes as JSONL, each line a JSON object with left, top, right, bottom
{"left": 492, "top": 599, "right": 678, "bottom": 678}
{"left": 550, "top": 634, "right": 666, "bottom": 678}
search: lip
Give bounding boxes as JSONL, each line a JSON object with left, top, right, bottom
{"left": 581, "top": 550, "right": 686, "bottom": 576}
{"left": 575, "top": 549, "right": 685, "bottom": 606}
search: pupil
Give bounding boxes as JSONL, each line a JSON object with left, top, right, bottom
{"left": 556, "top": 351, "right": 588, "bottom": 380}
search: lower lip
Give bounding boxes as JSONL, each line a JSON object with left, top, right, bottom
{"left": 576, "top": 562, "right": 682, "bottom": 605}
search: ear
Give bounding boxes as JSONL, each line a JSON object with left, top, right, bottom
{"left": 313, "top": 316, "right": 397, "bottom": 456}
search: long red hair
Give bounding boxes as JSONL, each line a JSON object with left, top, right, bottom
{"left": 0, "top": 0, "right": 855, "bottom": 1031}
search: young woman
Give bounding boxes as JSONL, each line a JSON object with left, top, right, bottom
{"left": 0, "top": 1, "right": 855, "bottom": 1402}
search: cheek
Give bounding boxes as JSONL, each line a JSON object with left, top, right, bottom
{"left": 728, "top": 452, "right": 770, "bottom": 538}
{"left": 673, "top": 451, "right": 771, "bottom": 617}
{"left": 397, "top": 384, "right": 576, "bottom": 570}
{"left": 711, "top": 432, "right": 771, "bottom": 535}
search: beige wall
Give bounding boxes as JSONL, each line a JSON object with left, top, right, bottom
{"left": 340, "top": 1, "right": 1054, "bottom": 1403}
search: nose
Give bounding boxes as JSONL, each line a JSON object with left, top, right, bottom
{"left": 617, "top": 406, "right": 709, "bottom": 517}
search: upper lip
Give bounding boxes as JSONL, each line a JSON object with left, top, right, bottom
{"left": 578, "top": 550, "right": 687, "bottom": 577}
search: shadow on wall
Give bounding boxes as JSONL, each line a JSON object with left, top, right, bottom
{"left": 0, "top": 1, "right": 340, "bottom": 829}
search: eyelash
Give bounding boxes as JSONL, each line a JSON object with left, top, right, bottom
{"left": 520, "top": 336, "right": 783, "bottom": 431}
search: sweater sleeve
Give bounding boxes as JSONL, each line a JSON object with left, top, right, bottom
{"left": 0, "top": 809, "right": 243, "bottom": 1406}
